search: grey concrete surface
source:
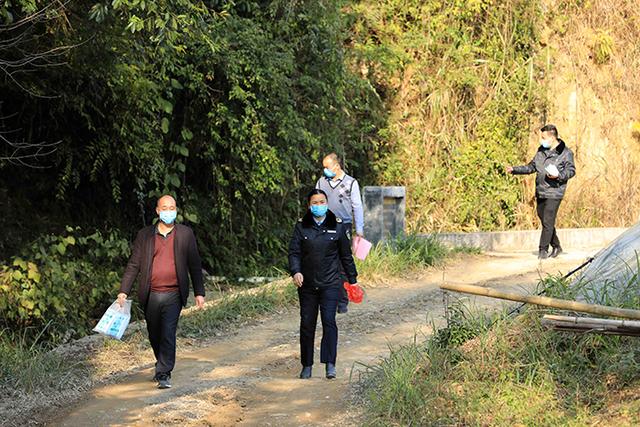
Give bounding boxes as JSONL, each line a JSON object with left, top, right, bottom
{"left": 426, "top": 227, "right": 627, "bottom": 253}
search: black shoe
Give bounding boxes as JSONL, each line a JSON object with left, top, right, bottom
{"left": 151, "top": 373, "right": 159, "bottom": 382}
{"left": 550, "top": 246, "right": 563, "bottom": 258}
{"left": 538, "top": 250, "right": 549, "bottom": 260}
{"left": 337, "top": 303, "right": 348, "bottom": 314}
{"left": 325, "top": 363, "right": 336, "bottom": 379}
{"left": 299, "top": 366, "right": 312, "bottom": 379}
{"left": 157, "top": 373, "right": 172, "bottom": 389}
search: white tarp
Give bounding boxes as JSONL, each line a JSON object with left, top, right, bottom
{"left": 574, "top": 222, "right": 640, "bottom": 304}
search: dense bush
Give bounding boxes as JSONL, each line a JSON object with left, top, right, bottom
{"left": 0, "top": 0, "right": 384, "bottom": 275}
{"left": 0, "top": 0, "right": 549, "bottom": 272}
{"left": 0, "top": 228, "right": 130, "bottom": 341}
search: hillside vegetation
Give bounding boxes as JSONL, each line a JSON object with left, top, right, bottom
{"left": 2, "top": 0, "right": 640, "bottom": 343}
{"left": 351, "top": 0, "right": 640, "bottom": 231}
{"left": 348, "top": 0, "right": 543, "bottom": 231}
{"left": 541, "top": 0, "right": 640, "bottom": 228}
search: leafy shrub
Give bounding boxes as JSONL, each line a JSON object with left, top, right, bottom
{"left": 0, "top": 0, "right": 385, "bottom": 277}
{"left": 0, "top": 227, "right": 130, "bottom": 342}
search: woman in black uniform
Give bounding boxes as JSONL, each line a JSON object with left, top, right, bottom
{"left": 288, "top": 189, "right": 358, "bottom": 379}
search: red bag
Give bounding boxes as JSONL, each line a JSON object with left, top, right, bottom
{"left": 343, "top": 282, "right": 364, "bottom": 304}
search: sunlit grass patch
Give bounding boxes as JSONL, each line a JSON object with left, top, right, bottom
{"left": 357, "top": 234, "right": 479, "bottom": 282}
{"left": 360, "top": 271, "right": 640, "bottom": 425}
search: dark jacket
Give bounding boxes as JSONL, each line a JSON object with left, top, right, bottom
{"left": 288, "top": 210, "right": 358, "bottom": 288}
{"left": 511, "top": 139, "right": 576, "bottom": 199}
{"left": 119, "top": 224, "right": 205, "bottom": 309}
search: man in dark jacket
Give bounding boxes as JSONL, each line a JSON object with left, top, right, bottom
{"left": 507, "top": 124, "right": 576, "bottom": 259}
{"left": 117, "top": 195, "right": 205, "bottom": 389}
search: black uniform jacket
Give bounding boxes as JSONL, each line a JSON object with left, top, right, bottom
{"left": 288, "top": 209, "right": 358, "bottom": 288}
{"left": 119, "top": 224, "right": 205, "bottom": 309}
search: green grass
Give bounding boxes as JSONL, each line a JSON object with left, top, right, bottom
{"left": 0, "top": 326, "right": 85, "bottom": 395}
{"left": 179, "top": 281, "right": 298, "bottom": 337}
{"left": 360, "top": 271, "right": 640, "bottom": 426}
{"left": 357, "top": 234, "right": 479, "bottom": 281}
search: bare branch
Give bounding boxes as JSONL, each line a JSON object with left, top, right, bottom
{"left": 0, "top": 132, "right": 62, "bottom": 168}
{"left": 0, "top": 1, "right": 77, "bottom": 164}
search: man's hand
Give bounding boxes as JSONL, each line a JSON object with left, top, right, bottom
{"left": 506, "top": 166, "right": 514, "bottom": 174}
{"left": 356, "top": 232, "right": 364, "bottom": 238}
{"left": 195, "top": 295, "right": 205, "bottom": 309}
{"left": 547, "top": 173, "right": 559, "bottom": 180}
{"left": 117, "top": 292, "right": 127, "bottom": 307}
{"left": 293, "top": 273, "right": 304, "bottom": 287}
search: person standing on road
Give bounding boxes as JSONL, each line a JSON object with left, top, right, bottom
{"left": 507, "top": 124, "right": 576, "bottom": 259}
{"left": 289, "top": 189, "right": 359, "bottom": 380}
{"left": 315, "top": 153, "right": 364, "bottom": 314}
{"left": 117, "top": 194, "right": 205, "bottom": 389}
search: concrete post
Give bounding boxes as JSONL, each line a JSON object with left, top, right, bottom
{"left": 363, "top": 186, "right": 406, "bottom": 244}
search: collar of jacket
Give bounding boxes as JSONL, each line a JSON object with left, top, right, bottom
{"left": 301, "top": 209, "right": 338, "bottom": 230}
{"left": 539, "top": 138, "right": 566, "bottom": 155}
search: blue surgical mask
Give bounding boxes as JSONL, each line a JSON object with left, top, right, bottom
{"left": 159, "top": 210, "right": 177, "bottom": 224}
{"left": 540, "top": 139, "right": 552, "bottom": 149}
{"left": 310, "top": 204, "right": 328, "bottom": 218}
{"left": 323, "top": 168, "right": 336, "bottom": 178}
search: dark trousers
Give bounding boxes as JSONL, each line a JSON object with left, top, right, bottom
{"left": 536, "top": 197, "right": 562, "bottom": 252}
{"left": 145, "top": 290, "right": 182, "bottom": 376}
{"left": 298, "top": 285, "right": 340, "bottom": 366}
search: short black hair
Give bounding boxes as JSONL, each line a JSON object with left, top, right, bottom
{"left": 540, "top": 124, "right": 558, "bottom": 138}
{"left": 306, "top": 188, "right": 328, "bottom": 203}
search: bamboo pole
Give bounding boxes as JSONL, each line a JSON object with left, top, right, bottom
{"left": 439, "top": 283, "right": 640, "bottom": 320}
{"left": 542, "top": 315, "right": 640, "bottom": 328}
{"left": 542, "top": 324, "right": 640, "bottom": 336}
{"left": 541, "top": 315, "right": 640, "bottom": 336}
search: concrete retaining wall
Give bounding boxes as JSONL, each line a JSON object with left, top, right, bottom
{"left": 424, "top": 227, "right": 627, "bottom": 252}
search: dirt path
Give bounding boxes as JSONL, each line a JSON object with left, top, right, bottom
{"left": 54, "top": 250, "right": 596, "bottom": 426}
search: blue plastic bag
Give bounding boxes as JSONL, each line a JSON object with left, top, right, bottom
{"left": 93, "top": 299, "right": 131, "bottom": 340}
